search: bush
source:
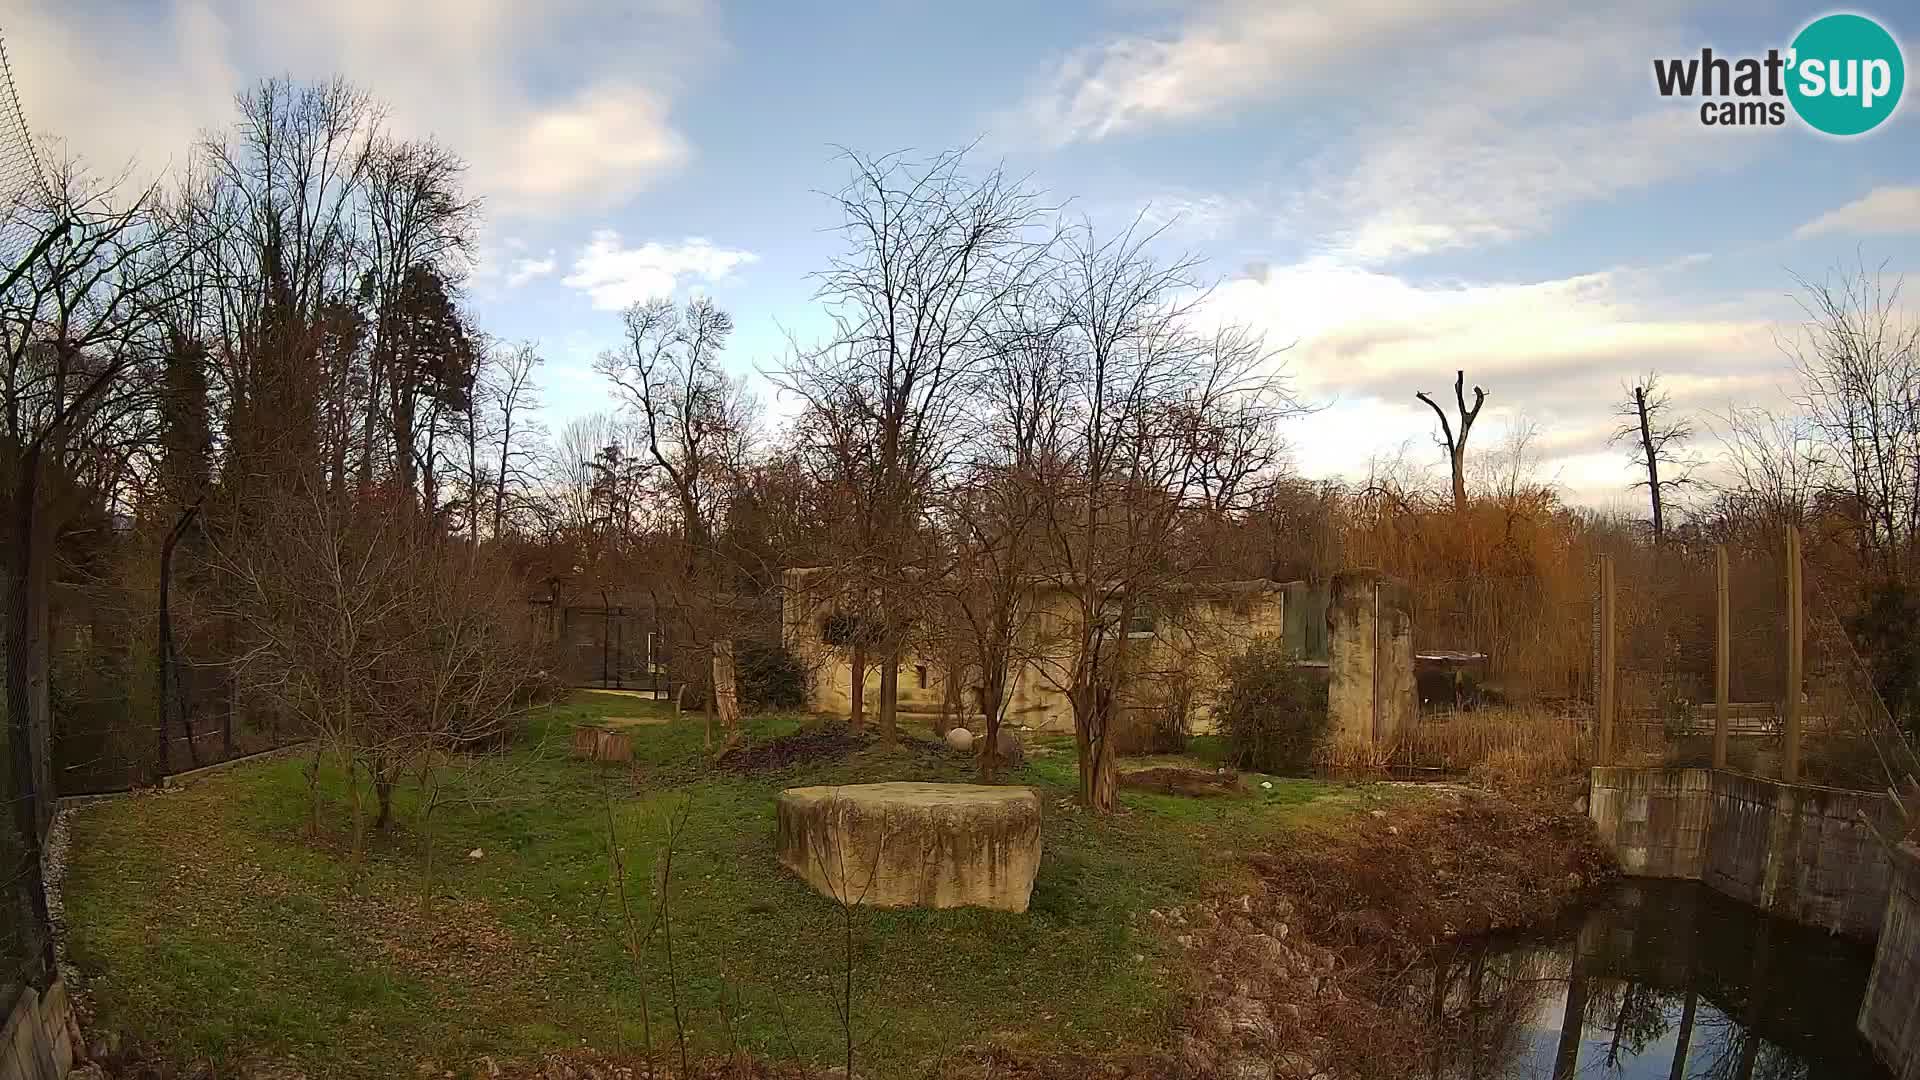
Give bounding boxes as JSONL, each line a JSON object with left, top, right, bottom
{"left": 1216, "top": 637, "right": 1328, "bottom": 775}
{"left": 736, "top": 640, "right": 810, "bottom": 713}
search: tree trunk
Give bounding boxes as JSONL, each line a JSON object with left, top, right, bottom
{"left": 1667, "top": 990, "right": 1697, "bottom": 1080}
{"left": 1551, "top": 944, "right": 1588, "bottom": 1080}
{"left": 1072, "top": 682, "right": 1117, "bottom": 813}
{"left": 878, "top": 650, "right": 899, "bottom": 748}
{"left": 848, "top": 644, "right": 866, "bottom": 730}
{"left": 374, "top": 771, "right": 396, "bottom": 831}
{"left": 1635, "top": 386, "right": 1665, "bottom": 544}
{"left": 712, "top": 639, "right": 740, "bottom": 738}
{"left": 1450, "top": 447, "right": 1467, "bottom": 512}
{"left": 157, "top": 501, "right": 202, "bottom": 780}
{"left": 937, "top": 651, "right": 961, "bottom": 739}
{"left": 979, "top": 668, "right": 1006, "bottom": 784}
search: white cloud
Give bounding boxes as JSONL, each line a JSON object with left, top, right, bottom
{"left": 562, "top": 231, "right": 758, "bottom": 310}
{"left": 506, "top": 254, "right": 558, "bottom": 288}
{"left": 1311, "top": 108, "right": 1754, "bottom": 264}
{"left": 1204, "top": 258, "right": 1788, "bottom": 495}
{"left": 1794, "top": 186, "right": 1920, "bottom": 238}
{"left": 3, "top": 0, "right": 714, "bottom": 214}
{"left": 1007, "top": 0, "right": 1531, "bottom": 146}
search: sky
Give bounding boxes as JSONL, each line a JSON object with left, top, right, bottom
{"left": 6, "top": 0, "right": 1919, "bottom": 509}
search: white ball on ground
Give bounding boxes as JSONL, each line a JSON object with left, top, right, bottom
{"left": 944, "top": 727, "right": 975, "bottom": 752}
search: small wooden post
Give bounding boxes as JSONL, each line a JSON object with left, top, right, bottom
{"left": 1783, "top": 525, "right": 1804, "bottom": 784}
{"left": 1598, "top": 555, "right": 1617, "bottom": 765}
{"left": 1714, "top": 544, "right": 1730, "bottom": 771}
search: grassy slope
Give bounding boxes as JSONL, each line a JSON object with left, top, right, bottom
{"left": 63, "top": 692, "right": 1371, "bottom": 1078}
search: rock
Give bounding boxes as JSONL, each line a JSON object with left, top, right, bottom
{"left": 1210, "top": 995, "right": 1276, "bottom": 1045}
{"left": 944, "top": 726, "right": 975, "bottom": 752}
{"left": 467, "top": 848, "right": 485, "bottom": 860}
{"left": 976, "top": 727, "right": 1024, "bottom": 768}
{"left": 775, "top": 782, "right": 1042, "bottom": 912}
{"left": 1223, "top": 1053, "right": 1276, "bottom": 1080}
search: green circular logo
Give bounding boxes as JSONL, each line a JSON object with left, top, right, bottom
{"left": 1787, "top": 13, "right": 1905, "bottom": 136}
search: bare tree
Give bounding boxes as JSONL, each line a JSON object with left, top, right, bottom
{"left": 481, "top": 339, "right": 543, "bottom": 540}
{"left": 939, "top": 304, "right": 1066, "bottom": 779}
{"left": 778, "top": 146, "right": 1054, "bottom": 747}
{"left": 1785, "top": 262, "right": 1920, "bottom": 582}
{"left": 1609, "top": 373, "right": 1696, "bottom": 544}
{"left": 211, "top": 488, "right": 541, "bottom": 851}
{"left": 1035, "top": 218, "right": 1293, "bottom": 812}
{"left": 1704, "top": 405, "right": 1821, "bottom": 535}
{"left": 1416, "top": 370, "right": 1488, "bottom": 512}
{"left": 595, "top": 296, "right": 757, "bottom": 747}
{"left": 200, "top": 78, "right": 380, "bottom": 502}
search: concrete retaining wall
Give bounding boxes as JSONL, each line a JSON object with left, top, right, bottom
{"left": 1588, "top": 766, "right": 1893, "bottom": 939}
{"left": 0, "top": 981, "right": 74, "bottom": 1080}
{"left": 1861, "top": 843, "right": 1920, "bottom": 1080}
{"left": 1588, "top": 766, "right": 1713, "bottom": 879}
{"left": 1704, "top": 771, "right": 1894, "bottom": 939}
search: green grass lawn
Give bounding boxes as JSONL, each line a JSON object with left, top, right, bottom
{"left": 63, "top": 692, "right": 1372, "bottom": 1078}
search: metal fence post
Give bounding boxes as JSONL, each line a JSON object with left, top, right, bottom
{"left": 1714, "top": 544, "right": 1730, "bottom": 771}
{"left": 1784, "top": 526, "right": 1804, "bottom": 784}
{"left": 1598, "top": 554, "right": 1617, "bottom": 765}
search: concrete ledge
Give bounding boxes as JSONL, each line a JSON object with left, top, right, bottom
{"left": 161, "top": 742, "right": 314, "bottom": 789}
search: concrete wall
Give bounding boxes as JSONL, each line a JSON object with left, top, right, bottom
{"left": 0, "top": 981, "right": 74, "bottom": 1080}
{"left": 1704, "top": 772, "right": 1894, "bottom": 939}
{"left": 1861, "top": 843, "right": 1920, "bottom": 1080}
{"left": 1326, "top": 570, "right": 1415, "bottom": 753}
{"left": 1588, "top": 767, "right": 1714, "bottom": 879}
{"left": 781, "top": 568, "right": 1288, "bottom": 735}
{"left": 1588, "top": 766, "right": 1893, "bottom": 939}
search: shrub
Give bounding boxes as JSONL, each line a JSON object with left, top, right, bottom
{"left": 736, "top": 640, "right": 810, "bottom": 713}
{"left": 1216, "top": 637, "right": 1328, "bottom": 775}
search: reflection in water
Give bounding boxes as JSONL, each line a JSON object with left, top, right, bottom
{"left": 1412, "top": 880, "right": 1889, "bottom": 1079}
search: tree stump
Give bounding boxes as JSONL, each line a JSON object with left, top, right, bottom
{"left": 572, "top": 725, "right": 604, "bottom": 758}
{"left": 775, "top": 782, "right": 1042, "bottom": 912}
{"left": 596, "top": 731, "right": 634, "bottom": 762}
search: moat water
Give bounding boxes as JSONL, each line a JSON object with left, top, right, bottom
{"left": 1420, "top": 879, "right": 1889, "bottom": 1079}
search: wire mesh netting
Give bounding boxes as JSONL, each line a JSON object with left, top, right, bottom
{"left": 0, "top": 25, "right": 60, "bottom": 1013}
{"left": 1606, "top": 533, "right": 1920, "bottom": 793}
{"left": 1393, "top": 574, "right": 1598, "bottom": 777}
{"left": 0, "top": 29, "right": 49, "bottom": 269}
